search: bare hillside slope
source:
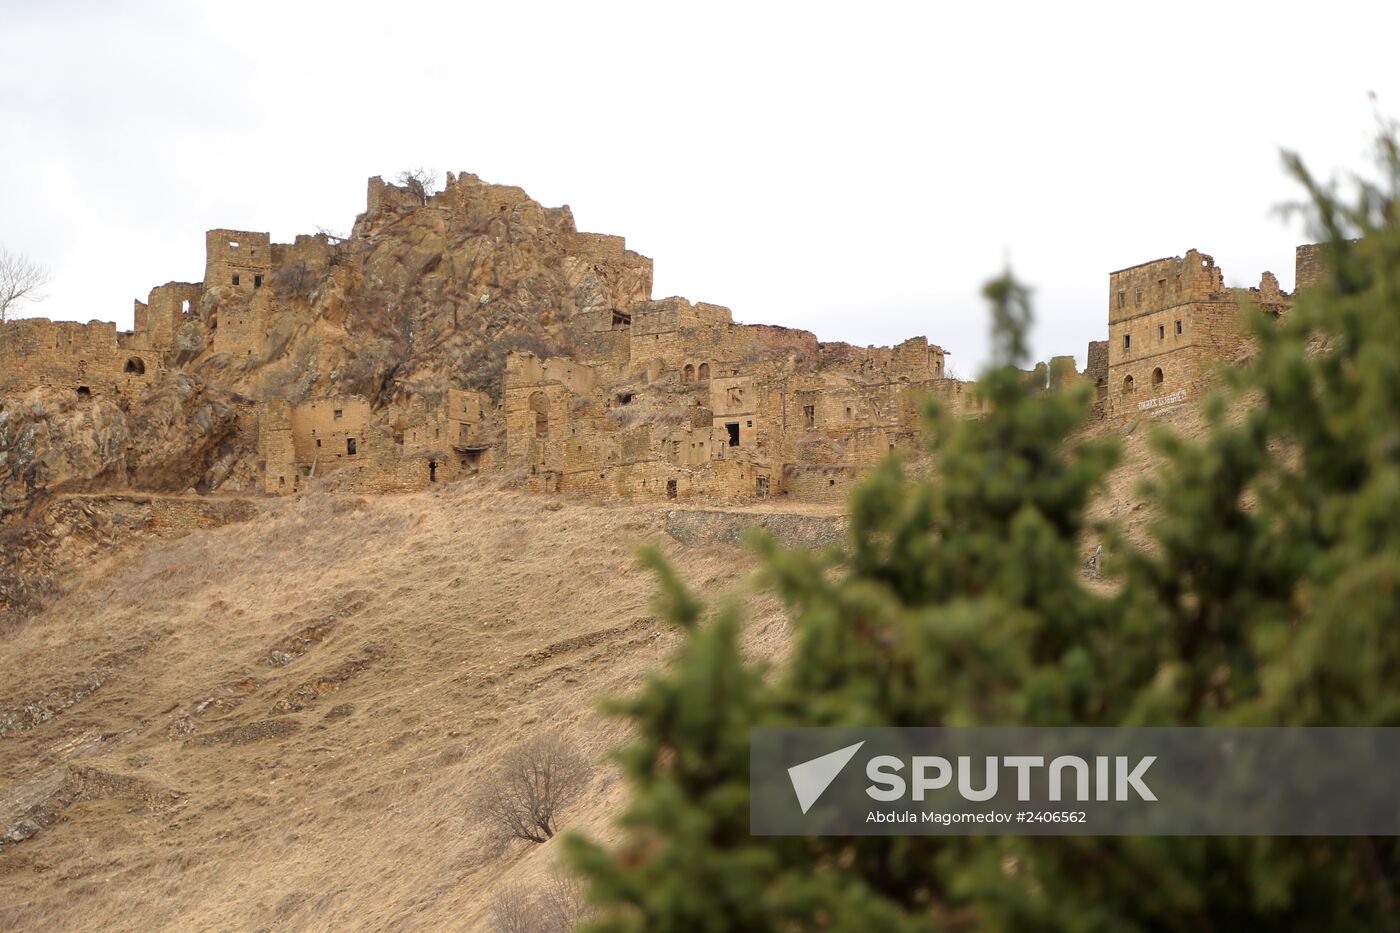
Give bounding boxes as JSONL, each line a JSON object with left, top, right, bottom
{"left": 0, "top": 482, "right": 792, "bottom": 931}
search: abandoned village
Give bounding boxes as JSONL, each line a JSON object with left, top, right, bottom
{"left": 0, "top": 171, "right": 1321, "bottom": 507}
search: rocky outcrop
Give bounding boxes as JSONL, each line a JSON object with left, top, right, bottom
{"left": 0, "top": 388, "right": 129, "bottom": 515}
{"left": 205, "top": 174, "right": 649, "bottom": 411}
{"left": 0, "top": 376, "right": 257, "bottom": 517}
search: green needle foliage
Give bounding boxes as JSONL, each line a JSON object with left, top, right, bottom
{"left": 565, "top": 127, "right": 1400, "bottom": 931}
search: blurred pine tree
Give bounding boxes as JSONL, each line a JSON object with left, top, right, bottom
{"left": 566, "top": 128, "right": 1400, "bottom": 932}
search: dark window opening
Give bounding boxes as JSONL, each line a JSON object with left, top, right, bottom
{"left": 666, "top": 479, "right": 677, "bottom": 499}
{"left": 1175, "top": 319, "right": 1183, "bottom": 335}
{"left": 1152, "top": 367, "right": 1164, "bottom": 386}
{"left": 124, "top": 357, "right": 145, "bottom": 374}
{"left": 829, "top": 478, "right": 836, "bottom": 487}
{"left": 1123, "top": 334, "right": 1131, "bottom": 350}
{"left": 347, "top": 438, "right": 357, "bottom": 455}
{"left": 726, "top": 422, "right": 740, "bottom": 447}
{"left": 254, "top": 274, "right": 264, "bottom": 288}
{"left": 617, "top": 391, "right": 635, "bottom": 405}
{"left": 611, "top": 309, "right": 631, "bottom": 330}
{"left": 803, "top": 405, "right": 815, "bottom": 428}
{"left": 232, "top": 274, "right": 240, "bottom": 286}
{"left": 683, "top": 364, "right": 695, "bottom": 383}
{"left": 334, "top": 409, "right": 343, "bottom": 420}
{"left": 1123, "top": 375, "right": 1135, "bottom": 395}
{"left": 316, "top": 439, "right": 322, "bottom": 448}
{"left": 756, "top": 476, "right": 769, "bottom": 498}
{"left": 279, "top": 476, "right": 285, "bottom": 487}
{"left": 77, "top": 386, "right": 91, "bottom": 397}
{"left": 1158, "top": 324, "right": 1165, "bottom": 339}
{"left": 429, "top": 460, "right": 438, "bottom": 482}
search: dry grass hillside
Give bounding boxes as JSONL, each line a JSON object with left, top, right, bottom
{"left": 0, "top": 399, "right": 1202, "bottom": 931}
{"left": 0, "top": 481, "right": 796, "bottom": 931}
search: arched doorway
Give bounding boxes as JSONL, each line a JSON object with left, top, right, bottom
{"left": 529, "top": 392, "right": 549, "bottom": 438}
{"left": 124, "top": 357, "right": 145, "bottom": 375}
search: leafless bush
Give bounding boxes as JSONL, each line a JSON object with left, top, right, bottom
{"left": 488, "top": 869, "right": 594, "bottom": 933}
{"left": 396, "top": 167, "right": 441, "bottom": 205}
{"left": 538, "top": 867, "right": 593, "bottom": 931}
{"left": 272, "top": 261, "right": 314, "bottom": 299}
{"left": 489, "top": 883, "right": 536, "bottom": 933}
{"left": 479, "top": 733, "right": 590, "bottom": 844}
{"left": 0, "top": 246, "right": 48, "bottom": 324}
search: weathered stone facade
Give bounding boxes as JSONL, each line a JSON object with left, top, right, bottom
{"left": 1106, "top": 248, "right": 1294, "bottom": 418}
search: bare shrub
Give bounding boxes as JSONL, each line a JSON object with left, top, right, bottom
{"left": 396, "top": 167, "right": 441, "bottom": 205}
{"left": 0, "top": 246, "right": 48, "bottom": 324}
{"left": 489, "top": 869, "right": 593, "bottom": 933}
{"left": 271, "top": 261, "right": 314, "bottom": 300}
{"left": 538, "top": 866, "right": 593, "bottom": 931}
{"left": 479, "top": 733, "right": 590, "bottom": 843}
{"left": 489, "top": 883, "right": 536, "bottom": 933}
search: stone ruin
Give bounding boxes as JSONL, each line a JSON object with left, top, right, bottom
{"left": 0, "top": 170, "right": 1319, "bottom": 503}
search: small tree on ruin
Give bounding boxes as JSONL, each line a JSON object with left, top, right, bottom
{"left": 396, "top": 167, "right": 441, "bottom": 206}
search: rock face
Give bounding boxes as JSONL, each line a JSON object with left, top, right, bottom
{"left": 0, "top": 376, "right": 257, "bottom": 517}
{"left": 0, "top": 388, "right": 129, "bottom": 515}
{"left": 198, "top": 173, "right": 651, "bottom": 410}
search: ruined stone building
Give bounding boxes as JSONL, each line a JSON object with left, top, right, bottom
{"left": 1103, "top": 247, "right": 1301, "bottom": 418}
{"left": 0, "top": 169, "right": 1320, "bottom": 507}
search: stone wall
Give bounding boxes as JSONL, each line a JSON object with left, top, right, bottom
{"left": 1295, "top": 242, "right": 1328, "bottom": 293}
{"left": 204, "top": 229, "right": 272, "bottom": 294}
{"left": 1106, "top": 248, "right": 1289, "bottom": 418}
{"left": 664, "top": 508, "right": 846, "bottom": 548}
{"left": 0, "top": 319, "right": 156, "bottom": 397}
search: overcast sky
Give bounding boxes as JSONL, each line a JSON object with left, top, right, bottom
{"left": 4, "top": 0, "right": 1398, "bottom": 373}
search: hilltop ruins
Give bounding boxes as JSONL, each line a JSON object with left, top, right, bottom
{"left": 0, "top": 172, "right": 1319, "bottom": 508}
